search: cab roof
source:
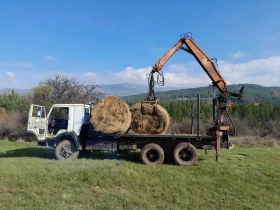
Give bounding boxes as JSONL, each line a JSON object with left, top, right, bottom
{"left": 52, "top": 104, "right": 90, "bottom": 108}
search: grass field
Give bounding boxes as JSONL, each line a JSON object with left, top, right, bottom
{"left": 0, "top": 140, "right": 280, "bottom": 210}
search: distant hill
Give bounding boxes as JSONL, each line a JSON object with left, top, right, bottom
{"left": 98, "top": 83, "right": 179, "bottom": 96}
{"left": 1, "top": 84, "right": 280, "bottom": 105}
{"left": 121, "top": 84, "right": 280, "bottom": 105}
{"left": 0, "top": 88, "right": 30, "bottom": 95}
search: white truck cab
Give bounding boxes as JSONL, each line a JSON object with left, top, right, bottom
{"left": 28, "top": 104, "right": 91, "bottom": 141}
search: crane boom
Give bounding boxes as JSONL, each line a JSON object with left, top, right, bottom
{"left": 144, "top": 33, "right": 243, "bottom": 130}
{"left": 151, "top": 36, "right": 227, "bottom": 94}
{"left": 151, "top": 40, "right": 183, "bottom": 72}
{"left": 143, "top": 33, "right": 244, "bottom": 161}
{"left": 183, "top": 38, "right": 227, "bottom": 94}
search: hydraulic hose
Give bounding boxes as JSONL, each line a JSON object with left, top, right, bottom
{"left": 226, "top": 109, "right": 236, "bottom": 136}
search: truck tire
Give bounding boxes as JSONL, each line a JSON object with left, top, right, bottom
{"left": 173, "top": 142, "right": 197, "bottom": 166}
{"left": 55, "top": 140, "right": 79, "bottom": 161}
{"left": 140, "top": 143, "right": 164, "bottom": 165}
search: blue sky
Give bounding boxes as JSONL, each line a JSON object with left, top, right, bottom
{"left": 0, "top": 0, "right": 280, "bottom": 89}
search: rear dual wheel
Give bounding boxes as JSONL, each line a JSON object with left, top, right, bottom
{"left": 140, "top": 143, "right": 197, "bottom": 166}
{"left": 173, "top": 142, "right": 197, "bottom": 166}
{"left": 140, "top": 143, "right": 165, "bottom": 165}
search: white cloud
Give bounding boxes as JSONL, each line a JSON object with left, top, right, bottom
{"left": 102, "top": 56, "right": 280, "bottom": 88}
{"left": 80, "top": 72, "right": 98, "bottom": 83}
{"left": 229, "top": 51, "right": 247, "bottom": 60}
{"left": 83, "top": 72, "right": 96, "bottom": 77}
{"left": 1, "top": 55, "right": 280, "bottom": 89}
{"left": 6, "top": 72, "right": 15, "bottom": 80}
{"left": 218, "top": 56, "right": 280, "bottom": 86}
{"left": 168, "top": 64, "right": 190, "bottom": 73}
{"left": 112, "top": 66, "right": 152, "bottom": 84}
{"left": 99, "top": 64, "right": 210, "bottom": 88}
{"left": 0, "top": 72, "right": 15, "bottom": 88}
{"left": 45, "top": 55, "right": 56, "bottom": 61}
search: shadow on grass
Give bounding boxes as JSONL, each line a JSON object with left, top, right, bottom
{"left": 0, "top": 147, "right": 142, "bottom": 163}
{"left": 80, "top": 151, "right": 188, "bottom": 165}
{"left": 80, "top": 151, "right": 143, "bottom": 164}
{"left": 82, "top": 152, "right": 206, "bottom": 166}
{"left": 0, "top": 147, "right": 55, "bottom": 159}
{"left": 0, "top": 147, "right": 205, "bottom": 165}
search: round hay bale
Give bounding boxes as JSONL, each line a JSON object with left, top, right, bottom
{"left": 130, "top": 103, "right": 170, "bottom": 134}
{"left": 90, "top": 96, "right": 131, "bottom": 134}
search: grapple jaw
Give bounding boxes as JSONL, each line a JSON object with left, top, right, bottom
{"left": 140, "top": 99, "right": 158, "bottom": 115}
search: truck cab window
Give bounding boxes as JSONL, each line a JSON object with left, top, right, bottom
{"left": 48, "top": 107, "right": 69, "bottom": 135}
{"left": 33, "top": 108, "right": 41, "bottom": 117}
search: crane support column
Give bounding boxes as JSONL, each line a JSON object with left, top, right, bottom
{"left": 197, "top": 94, "right": 200, "bottom": 136}
{"left": 215, "top": 130, "right": 221, "bottom": 162}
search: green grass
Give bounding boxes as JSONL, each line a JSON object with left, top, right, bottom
{"left": 0, "top": 140, "right": 280, "bottom": 210}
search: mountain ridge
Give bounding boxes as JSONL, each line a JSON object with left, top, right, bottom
{"left": 1, "top": 83, "right": 280, "bottom": 105}
{"left": 120, "top": 84, "right": 280, "bottom": 105}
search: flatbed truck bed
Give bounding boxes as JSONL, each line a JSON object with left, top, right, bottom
{"left": 39, "top": 130, "right": 217, "bottom": 166}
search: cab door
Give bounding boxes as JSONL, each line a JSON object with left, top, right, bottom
{"left": 27, "top": 105, "right": 47, "bottom": 141}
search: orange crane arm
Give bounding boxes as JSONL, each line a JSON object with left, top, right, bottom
{"left": 151, "top": 40, "right": 183, "bottom": 72}
{"left": 151, "top": 36, "right": 228, "bottom": 94}
{"left": 183, "top": 38, "right": 227, "bottom": 94}
{"left": 145, "top": 34, "right": 244, "bottom": 145}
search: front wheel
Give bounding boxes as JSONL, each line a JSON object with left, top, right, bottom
{"left": 173, "top": 143, "right": 197, "bottom": 166}
{"left": 55, "top": 140, "right": 79, "bottom": 160}
{"left": 140, "top": 143, "right": 165, "bottom": 165}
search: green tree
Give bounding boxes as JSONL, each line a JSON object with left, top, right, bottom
{"left": 30, "top": 74, "right": 104, "bottom": 110}
{"left": 0, "top": 90, "right": 21, "bottom": 112}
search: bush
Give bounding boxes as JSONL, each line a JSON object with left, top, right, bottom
{"left": 0, "top": 111, "right": 22, "bottom": 138}
{"left": 232, "top": 136, "right": 279, "bottom": 147}
{"left": 0, "top": 90, "right": 21, "bottom": 112}
{"left": 167, "top": 120, "right": 192, "bottom": 134}
{"left": 167, "top": 118, "right": 213, "bottom": 135}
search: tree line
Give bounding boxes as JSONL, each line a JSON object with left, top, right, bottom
{"left": 158, "top": 100, "right": 280, "bottom": 124}
{"left": 0, "top": 74, "right": 103, "bottom": 139}
{"left": 0, "top": 74, "right": 279, "bottom": 140}
{"left": 122, "top": 84, "right": 280, "bottom": 105}
{"left": 159, "top": 100, "right": 280, "bottom": 138}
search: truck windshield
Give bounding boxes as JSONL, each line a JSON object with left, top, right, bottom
{"left": 49, "top": 107, "right": 69, "bottom": 120}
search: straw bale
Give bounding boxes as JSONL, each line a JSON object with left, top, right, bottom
{"left": 90, "top": 96, "right": 131, "bottom": 134}
{"left": 130, "top": 103, "right": 170, "bottom": 134}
